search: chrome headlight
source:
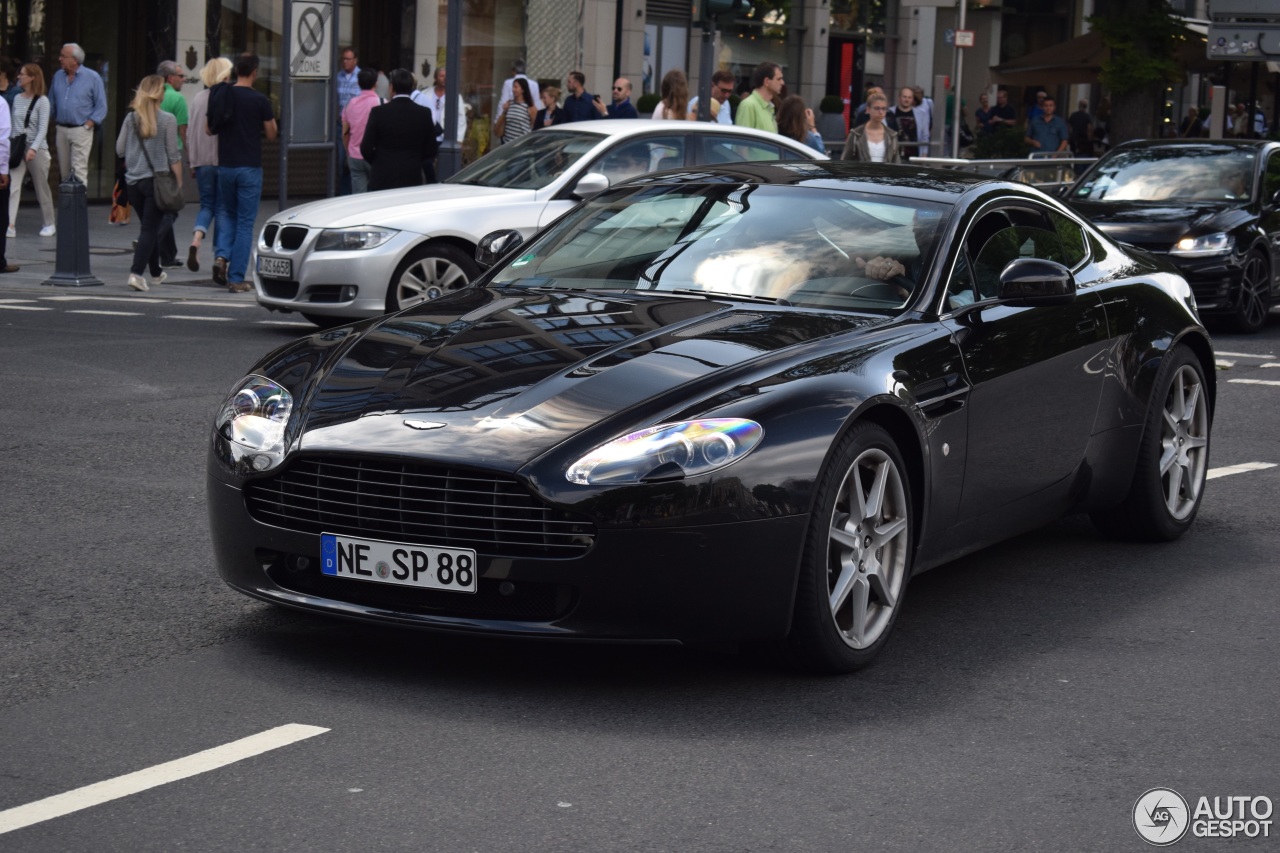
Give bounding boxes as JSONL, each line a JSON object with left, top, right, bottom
{"left": 314, "top": 227, "right": 398, "bottom": 251}
{"left": 566, "top": 419, "right": 764, "bottom": 485}
{"left": 214, "top": 375, "right": 294, "bottom": 472}
{"left": 1171, "top": 232, "right": 1232, "bottom": 257}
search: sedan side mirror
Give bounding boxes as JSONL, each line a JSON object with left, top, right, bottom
{"left": 998, "top": 258, "right": 1076, "bottom": 306}
{"left": 476, "top": 229, "right": 524, "bottom": 270}
{"left": 572, "top": 172, "right": 610, "bottom": 199}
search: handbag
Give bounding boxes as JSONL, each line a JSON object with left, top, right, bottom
{"left": 9, "top": 97, "right": 34, "bottom": 169}
{"left": 133, "top": 113, "right": 185, "bottom": 212}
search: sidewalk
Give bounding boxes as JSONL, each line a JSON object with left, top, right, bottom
{"left": 0, "top": 201, "right": 291, "bottom": 300}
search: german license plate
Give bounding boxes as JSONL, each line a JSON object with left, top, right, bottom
{"left": 320, "top": 533, "right": 477, "bottom": 593}
{"left": 258, "top": 256, "right": 292, "bottom": 279}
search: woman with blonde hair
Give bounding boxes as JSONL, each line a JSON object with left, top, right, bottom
{"left": 652, "top": 69, "right": 693, "bottom": 120}
{"left": 115, "top": 75, "right": 182, "bottom": 291}
{"left": 841, "top": 92, "right": 901, "bottom": 163}
{"left": 7, "top": 63, "right": 55, "bottom": 238}
{"left": 184, "top": 56, "right": 232, "bottom": 271}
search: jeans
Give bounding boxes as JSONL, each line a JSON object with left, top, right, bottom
{"left": 193, "top": 165, "right": 218, "bottom": 237}
{"left": 125, "top": 178, "right": 164, "bottom": 277}
{"left": 215, "top": 165, "right": 263, "bottom": 284}
{"left": 349, "top": 156, "right": 372, "bottom": 194}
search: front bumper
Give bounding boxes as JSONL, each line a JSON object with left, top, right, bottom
{"left": 1166, "top": 252, "right": 1245, "bottom": 314}
{"left": 252, "top": 224, "right": 423, "bottom": 318}
{"left": 208, "top": 476, "right": 807, "bottom": 644}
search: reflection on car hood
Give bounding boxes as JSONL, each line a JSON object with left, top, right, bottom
{"left": 269, "top": 184, "right": 536, "bottom": 231}
{"left": 297, "top": 288, "right": 880, "bottom": 468}
{"left": 1068, "top": 199, "right": 1231, "bottom": 247}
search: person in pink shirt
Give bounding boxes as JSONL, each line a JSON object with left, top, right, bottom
{"left": 341, "top": 69, "right": 380, "bottom": 194}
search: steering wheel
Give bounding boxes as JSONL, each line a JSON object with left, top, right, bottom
{"left": 848, "top": 278, "right": 910, "bottom": 301}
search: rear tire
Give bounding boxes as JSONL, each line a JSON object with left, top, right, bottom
{"left": 386, "top": 242, "right": 478, "bottom": 313}
{"left": 785, "top": 422, "right": 913, "bottom": 674}
{"left": 1232, "top": 251, "right": 1271, "bottom": 334}
{"left": 1091, "top": 345, "right": 1210, "bottom": 541}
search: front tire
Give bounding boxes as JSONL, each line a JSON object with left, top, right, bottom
{"left": 1091, "top": 345, "right": 1210, "bottom": 541}
{"left": 386, "top": 242, "right": 479, "bottom": 313}
{"left": 1232, "top": 251, "right": 1271, "bottom": 334}
{"left": 786, "top": 422, "right": 913, "bottom": 673}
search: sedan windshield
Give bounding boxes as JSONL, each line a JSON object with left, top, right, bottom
{"left": 490, "top": 183, "right": 952, "bottom": 312}
{"left": 1072, "top": 147, "right": 1257, "bottom": 203}
{"left": 446, "top": 129, "right": 608, "bottom": 190}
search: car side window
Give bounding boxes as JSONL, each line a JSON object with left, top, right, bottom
{"left": 592, "top": 136, "right": 685, "bottom": 185}
{"left": 701, "top": 135, "right": 784, "bottom": 165}
{"left": 1265, "top": 152, "right": 1280, "bottom": 203}
{"left": 971, "top": 225, "right": 1067, "bottom": 300}
{"left": 1049, "top": 211, "right": 1088, "bottom": 269}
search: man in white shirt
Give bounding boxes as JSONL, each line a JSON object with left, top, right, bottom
{"left": 422, "top": 68, "right": 467, "bottom": 143}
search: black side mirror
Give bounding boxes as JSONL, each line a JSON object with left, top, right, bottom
{"left": 998, "top": 258, "right": 1076, "bottom": 306}
{"left": 476, "top": 229, "right": 524, "bottom": 270}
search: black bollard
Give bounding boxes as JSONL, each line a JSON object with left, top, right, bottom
{"left": 42, "top": 174, "right": 103, "bottom": 287}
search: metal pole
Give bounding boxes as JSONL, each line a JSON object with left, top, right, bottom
{"left": 280, "top": 0, "right": 291, "bottom": 210}
{"left": 437, "top": 0, "right": 464, "bottom": 179}
{"left": 951, "top": 0, "right": 965, "bottom": 158}
{"left": 697, "top": 19, "right": 715, "bottom": 121}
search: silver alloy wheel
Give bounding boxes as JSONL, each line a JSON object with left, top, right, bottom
{"left": 396, "top": 254, "right": 469, "bottom": 308}
{"left": 827, "top": 448, "right": 910, "bottom": 649}
{"left": 1237, "top": 253, "right": 1270, "bottom": 331}
{"left": 1160, "top": 363, "right": 1210, "bottom": 520}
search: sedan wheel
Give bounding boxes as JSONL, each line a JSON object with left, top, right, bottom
{"left": 1232, "top": 251, "right": 1271, "bottom": 334}
{"left": 1092, "top": 346, "right": 1210, "bottom": 541}
{"left": 787, "top": 422, "right": 913, "bottom": 673}
{"left": 387, "top": 243, "right": 479, "bottom": 313}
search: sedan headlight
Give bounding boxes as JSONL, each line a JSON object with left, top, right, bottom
{"left": 214, "top": 375, "right": 294, "bottom": 472}
{"left": 314, "top": 227, "right": 398, "bottom": 251}
{"left": 1171, "top": 232, "right": 1232, "bottom": 256}
{"left": 566, "top": 419, "right": 764, "bottom": 485}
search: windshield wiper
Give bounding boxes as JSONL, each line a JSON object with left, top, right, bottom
{"left": 668, "top": 288, "right": 790, "bottom": 306}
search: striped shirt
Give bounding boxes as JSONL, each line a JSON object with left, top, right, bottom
{"left": 12, "top": 94, "right": 50, "bottom": 151}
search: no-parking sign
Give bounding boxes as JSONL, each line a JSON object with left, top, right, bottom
{"left": 290, "top": 1, "right": 332, "bottom": 78}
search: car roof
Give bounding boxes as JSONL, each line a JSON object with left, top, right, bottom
{"left": 1107, "top": 138, "right": 1277, "bottom": 154}
{"left": 536, "top": 118, "right": 824, "bottom": 155}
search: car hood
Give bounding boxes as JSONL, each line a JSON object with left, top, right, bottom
{"left": 270, "top": 184, "right": 538, "bottom": 231}
{"left": 292, "top": 288, "right": 881, "bottom": 469}
{"left": 1068, "top": 199, "right": 1240, "bottom": 248}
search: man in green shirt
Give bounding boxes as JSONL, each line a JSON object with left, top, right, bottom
{"left": 156, "top": 60, "right": 190, "bottom": 268}
{"left": 735, "top": 62, "right": 784, "bottom": 133}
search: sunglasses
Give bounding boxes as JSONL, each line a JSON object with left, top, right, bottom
{"left": 612, "top": 87, "right": 625, "bottom": 91}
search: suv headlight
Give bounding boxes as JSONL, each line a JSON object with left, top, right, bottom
{"left": 1171, "top": 232, "right": 1232, "bottom": 256}
{"left": 214, "top": 375, "right": 294, "bottom": 472}
{"left": 314, "top": 227, "right": 398, "bottom": 251}
{"left": 566, "top": 419, "right": 764, "bottom": 485}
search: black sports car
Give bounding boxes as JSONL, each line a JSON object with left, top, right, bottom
{"left": 208, "top": 162, "right": 1215, "bottom": 673}
{"left": 1063, "top": 138, "right": 1280, "bottom": 332}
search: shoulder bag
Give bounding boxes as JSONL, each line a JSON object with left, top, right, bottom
{"left": 133, "top": 113, "right": 185, "bottom": 212}
{"left": 9, "top": 97, "right": 34, "bottom": 169}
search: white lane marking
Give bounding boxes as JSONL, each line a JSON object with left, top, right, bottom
{"left": 162, "top": 315, "right": 234, "bottom": 321}
{"left": 0, "top": 304, "right": 51, "bottom": 311}
{"left": 1263, "top": 363, "right": 1280, "bottom": 368}
{"left": 41, "top": 296, "right": 166, "bottom": 304}
{"left": 1228, "top": 379, "right": 1280, "bottom": 387}
{"left": 69, "top": 310, "right": 144, "bottom": 316}
{"left": 257, "top": 320, "right": 314, "bottom": 327}
{"left": 1216, "top": 359, "right": 1235, "bottom": 369}
{"left": 0, "top": 298, "right": 37, "bottom": 304}
{"left": 0, "top": 724, "right": 329, "bottom": 835}
{"left": 176, "top": 301, "right": 257, "bottom": 309}
{"left": 1207, "top": 462, "right": 1277, "bottom": 480}
{"left": 1215, "top": 351, "right": 1275, "bottom": 359}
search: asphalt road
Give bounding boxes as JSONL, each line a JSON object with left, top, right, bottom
{"left": 2, "top": 291, "right": 1279, "bottom": 852}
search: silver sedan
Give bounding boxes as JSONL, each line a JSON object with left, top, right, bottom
{"left": 251, "top": 119, "right": 826, "bottom": 325}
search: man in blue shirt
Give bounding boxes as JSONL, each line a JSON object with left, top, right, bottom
{"left": 1025, "top": 96, "right": 1069, "bottom": 154}
{"left": 335, "top": 47, "right": 360, "bottom": 194}
{"left": 49, "top": 42, "right": 107, "bottom": 185}
{"left": 594, "top": 77, "right": 638, "bottom": 119}
{"left": 562, "top": 71, "right": 599, "bottom": 123}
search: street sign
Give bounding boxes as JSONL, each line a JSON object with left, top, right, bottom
{"left": 955, "top": 30, "right": 975, "bottom": 48}
{"left": 290, "top": 1, "right": 332, "bottom": 78}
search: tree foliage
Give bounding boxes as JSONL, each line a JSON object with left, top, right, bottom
{"left": 1088, "top": 0, "right": 1183, "bottom": 96}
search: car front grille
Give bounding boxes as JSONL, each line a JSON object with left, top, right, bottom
{"left": 279, "top": 226, "right": 308, "bottom": 250}
{"left": 260, "top": 279, "right": 300, "bottom": 299}
{"left": 245, "top": 456, "right": 596, "bottom": 559}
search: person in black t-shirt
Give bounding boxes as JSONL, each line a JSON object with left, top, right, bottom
{"left": 891, "top": 86, "right": 918, "bottom": 159}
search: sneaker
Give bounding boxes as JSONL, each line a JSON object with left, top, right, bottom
{"left": 186, "top": 245, "right": 200, "bottom": 272}
{"left": 39, "top": 225, "right": 56, "bottom": 237}
{"left": 150, "top": 271, "right": 168, "bottom": 287}
{"left": 212, "top": 256, "right": 228, "bottom": 286}
{"left": 127, "top": 273, "right": 149, "bottom": 292}
{"left": 227, "top": 281, "right": 253, "bottom": 293}
{"left": 5, "top": 226, "right": 13, "bottom": 239}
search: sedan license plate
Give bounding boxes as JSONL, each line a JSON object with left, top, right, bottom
{"left": 258, "top": 256, "right": 292, "bottom": 279}
{"left": 320, "top": 533, "right": 477, "bottom": 593}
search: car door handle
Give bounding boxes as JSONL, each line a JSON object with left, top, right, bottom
{"left": 1076, "top": 317, "right": 1099, "bottom": 334}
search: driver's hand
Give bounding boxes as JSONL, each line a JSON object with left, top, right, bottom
{"left": 856, "top": 255, "right": 906, "bottom": 281}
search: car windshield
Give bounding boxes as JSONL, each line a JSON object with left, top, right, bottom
{"left": 489, "top": 183, "right": 952, "bottom": 313}
{"left": 1072, "top": 147, "right": 1257, "bottom": 203}
{"left": 446, "top": 129, "right": 608, "bottom": 190}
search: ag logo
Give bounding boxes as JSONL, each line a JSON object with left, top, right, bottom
{"left": 1134, "top": 788, "right": 1190, "bottom": 846}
